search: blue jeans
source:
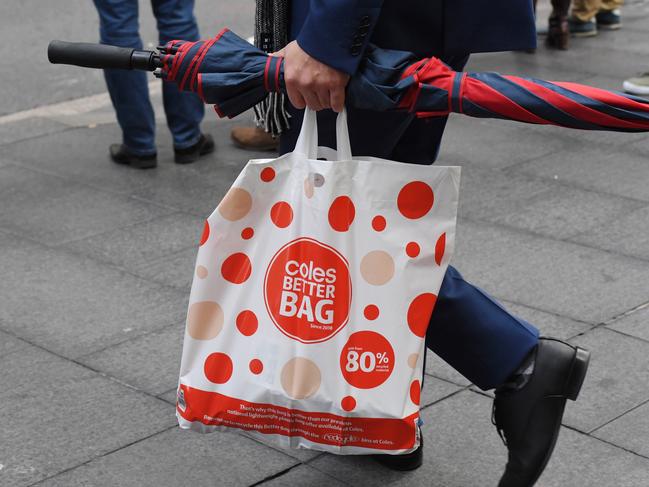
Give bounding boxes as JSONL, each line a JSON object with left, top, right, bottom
{"left": 93, "top": 0, "right": 205, "bottom": 155}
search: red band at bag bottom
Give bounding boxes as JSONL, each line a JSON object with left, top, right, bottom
{"left": 177, "top": 385, "right": 419, "bottom": 451}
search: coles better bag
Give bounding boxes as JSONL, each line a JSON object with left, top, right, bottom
{"left": 176, "top": 109, "right": 460, "bottom": 455}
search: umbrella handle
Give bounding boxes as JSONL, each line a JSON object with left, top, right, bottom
{"left": 48, "top": 40, "right": 162, "bottom": 71}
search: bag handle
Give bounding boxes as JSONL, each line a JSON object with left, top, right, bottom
{"left": 294, "top": 108, "right": 353, "bottom": 161}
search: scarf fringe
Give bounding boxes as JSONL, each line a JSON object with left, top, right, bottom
{"left": 254, "top": 0, "right": 291, "bottom": 137}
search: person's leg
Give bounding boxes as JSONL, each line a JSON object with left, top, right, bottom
{"left": 571, "top": 0, "right": 602, "bottom": 21}
{"left": 600, "top": 0, "right": 623, "bottom": 11}
{"left": 426, "top": 266, "right": 539, "bottom": 389}
{"left": 93, "top": 0, "right": 156, "bottom": 156}
{"left": 151, "top": 0, "right": 204, "bottom": 150}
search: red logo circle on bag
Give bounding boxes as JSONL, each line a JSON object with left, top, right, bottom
{"left": 264, "top": 237, "right": 351, "bottom": 343}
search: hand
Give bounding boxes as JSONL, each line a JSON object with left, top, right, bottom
{"left": 272, "top": 41, "right": 350, "bottom": 112}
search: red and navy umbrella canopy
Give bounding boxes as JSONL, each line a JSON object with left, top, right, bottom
{"left": 160, "top": 29, "right": 649, "bottom": 132}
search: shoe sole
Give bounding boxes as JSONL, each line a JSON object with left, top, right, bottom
{"left": 597, "top": 23, "right": 621, "bottom": 30}
{"left": 623, "top": 81, "right": 649, "bottom": 96}
{"left": 175, "top": 142, "right": 215, "bottom": 165}
{"left": 232, "top": 139, "right": 279, "bottom": 152}
{"left": 572, "top": 30, "right": 598, "bottom": 37}
{"left": 564, "top": 347, "right": 590, "bottom": 401}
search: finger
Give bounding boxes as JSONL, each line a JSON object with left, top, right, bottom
{"left": 269, "top": 47, "right": 285, "bottom": 57}
{"left": 316, "top": 88, "right": 332, "bottom": 110}
{"left": 286, "top": 85, "right": 307, "bottom": 109}
{"left": 302, "top": 90, "right": 324, "bottom": 111}
{"left": 330, "top": 87, "right": 346, "bottom": 113}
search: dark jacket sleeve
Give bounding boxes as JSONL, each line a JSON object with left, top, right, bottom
{"left": 295, "top": 0, "right": 385, "bottom": 75}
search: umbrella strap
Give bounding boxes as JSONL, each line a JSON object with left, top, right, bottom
{"left": 253, "top": 0, "right": 291, "bottom": 137}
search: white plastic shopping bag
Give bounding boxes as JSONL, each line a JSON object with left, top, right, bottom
{"left": 176, "top": 109, "right": 460, "bottom": 454}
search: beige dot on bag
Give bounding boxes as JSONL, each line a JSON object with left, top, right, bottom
{"left": 407, "top": 353, "right": 419, "bottom": 369}
{"left": 304, "top": 178, "right": 314, "bottom": 198}
{"left": 217, "top": 187, "right": 252, "bottom": 221}
{"left": 187, "top": 301, "right": 223, "bottom": 340}
{"left": 196, "top": 266, "right": 208, "bottom": 279}
{"left": 280, "top": 357, "right": 321, "bottom": 399}
{"left": 360, "top": 250, "right": 395, "bottom": 285}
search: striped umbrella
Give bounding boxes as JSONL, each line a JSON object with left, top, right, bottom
{"left": 160, "top": 28, "right": 649, "bottom": 132}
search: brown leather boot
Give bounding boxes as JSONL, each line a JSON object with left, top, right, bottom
{"left": 546, "top": 0, "right": 571, "bottom": 50}
{"left": 546, "top": 15, "right": 569, "bottom": 49}
{"left": 230, "top": 126, "right": 278, "bottom": 151}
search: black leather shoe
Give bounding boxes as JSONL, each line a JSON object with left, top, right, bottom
{"left": 174, "top": 133, "right": 215, "bottom": 164}
{"left": 373, "top": 435, "right": 423, "bottom": 471}
{"left": 494, "top": 338, "right": 590, "bottom": 487}
{"left": 109, "top": 144, "right": 157, "bottom": 169}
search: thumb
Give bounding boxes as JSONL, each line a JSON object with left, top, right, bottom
{"left": 269, "top": 47, "right": 286, "bottom": 57}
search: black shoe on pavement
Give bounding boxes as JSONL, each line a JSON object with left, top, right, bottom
{"left": 109, "top": 144, "right": 157, "bottom": 169}
{"left": 494, "top": 338, "right": 590, "bottom": 487}
{"left": 373, "top": 435, "right": 423, "bottom": 471}
{"left": 174, "top": 133, "right": 215, "bottom": 164}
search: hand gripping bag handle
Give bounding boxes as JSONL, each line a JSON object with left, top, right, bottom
{"left": 294, "top": 108, "right": 353, "bottom": 161}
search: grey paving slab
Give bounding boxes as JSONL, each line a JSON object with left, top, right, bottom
{"left": 78, "top": 322, "right": 184, "bottom": 396}
{"left": 499, "top": 299, "right": 593, "bottom": 340}
{"left": 565, "top": 327, "right": 649, "bottom": 432}
{"left": 260, "top": 465, "right": 349, "bottom": 487}
{"left": 420, "top": 376, "right": 464, "bottom": 408}
{"left": 569, "top": 205, "right": 649, "bottom": 262}
{"left": 510, "top": 142, "right": 649, "bottom": 202}
{"left": 460, "top": 165, "right": 644, "bottom": 239}
{"left": 438, "top": 116, "right": 570, "bottom": 169}
{"left": 466, "top": 50, "right": 592, "bottom": 83}
{"left": 0, "top": 118, "right": 268, "bottom": 217}
{"left": 133, "top": 246, "right": 198, "bottom": 291}
{"left": 0, "top": 330, "right": 28, "bottom": 359}
{"left": 425, "top": 353, "right": 472, "bottom": 387}
{"left": 592, "top": 400, "right": 649, "bottom": 458}
{"left": 38, "top": 427, "right": 299, "bottom": 487}
{"left": 0, "top": 164, "right": 171, "bottom": 245}
{"left": 0, "top": 118, "right": 70, "bottom": 146}
{"left": 0, "top": 344, "right": 174, "bottom": 487}
{"left": 309, "top": 391, "right": 506, "bottom": 487}
{"left": 0, "top": 232, "right": 186, "bottom": 359}
{"left": 537, "top": 427, "right": 649, "bottom": 487}
{"left": 60, "top": 212, "right": 204, "bottom": 270}
{"left": 451, "top": 219, "right": 649, "bottom": 323}
{"left": 608, "top": 305, "right": 649, "bottom": 342}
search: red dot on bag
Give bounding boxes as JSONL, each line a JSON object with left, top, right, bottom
{"left": 199, "top": 221, "right": 210, "bottom": 246}
{"left": 397, "top": 181, "right": 434, "bottom": 219}
{"left": 236, "top": 310, "right": 258, "bottom": 336}
{"left": 271, "top": 201, "right": 293, "bottom": 228}
{"left": 341, "top": 396, "right": 356, "bottom": 412}
{"left": 364, "top": 305, "right": 379, "bottom": 320}
{"left": 204, "top": 352, "right": 233, "bottom": 384}
{"left": 406, "top": 242, "right": 420, "bottom": 258}
{"left": 407, "top": 293, "right": 437, "bottom": 337}
{"left": 249, "top": 359, "right": 264, "bottom": 374}
{"left": 260, "top": 167, "right": 275, "bottom": 182}
{"left": 221, "top": 253, "right": 252, "bottom": 283}
{"left": 435, "top": 233, "right": 446, "bottom": 265}
{"left": 372, "top": 215, "right": 386, "bottom": 232}
{"left": 241, "top": 227, "right": 254, "bottom": 240}
{"left": 410, "top": 380, "right": 421, "bottom": 405}
{"left": 328, "top": 196, "right": 355, "bottom": 232}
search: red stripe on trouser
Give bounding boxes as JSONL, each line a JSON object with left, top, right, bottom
{"left": 177, "top": 385, "right": 419, "bottom": 451}
{"left": 505, "top": 76, "right": 649, "bottom": 130}
{"left": 463, "top": 77, "right": 549, "bottom": 124}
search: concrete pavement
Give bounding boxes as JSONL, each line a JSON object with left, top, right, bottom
{"left": 1, "top": 1, "right": 649, "bottom": 485}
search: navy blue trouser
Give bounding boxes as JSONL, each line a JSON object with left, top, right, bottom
{"left": 280, "top": 106, "right": 540, "bottom": 390}
{"left": 93, "top": 0, "right": 205, "bottom": 155}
